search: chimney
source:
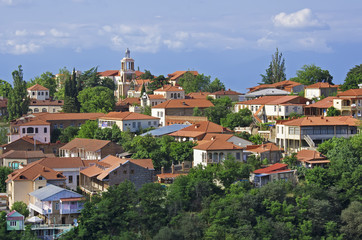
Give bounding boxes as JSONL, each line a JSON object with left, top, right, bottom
{"left": 171, "top": 163, "right": 175, "bottom": 174}
{"left": 182, "top": 162, "right": 185, "bottom": 171}
{"left": 161, "top": 166, "right": 164, "bottom": 174}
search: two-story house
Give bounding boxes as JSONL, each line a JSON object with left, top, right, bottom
{"left": 59, "top": 138, "right": 123, "bottom": 160}
{"left": 245, "top": 143, "right": 283, "bottom": 164}
{"left": 304, "top": 96, "right": 337, "bottom": 116}
{"left": 28, "top": 184, "right": 84, "bottom": 224}
{"left": 8, "top": 120, "right": 51, "bottom": 144}
{"left": 79, "top": 155, "right": 154, "bottom": 194}
{"left": 333, "top": 88, "right": 362, "bottom": 119}
{"left": 304, "top": 82, "right": 339, "bottom": 100}
{"left": 1, "top": 150, "right": 53, "bottom": 169}
{"left": 250, "top": 163, "right": 295, "bottom": 187}
{"left": 275, "top": 116, "right": 359, "bottom": 151}
{"left": 27, "top": 84, "right": 64, "bottom": 113}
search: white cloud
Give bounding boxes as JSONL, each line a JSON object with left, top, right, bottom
{"left": 3, "top": 40, "right": 41, "bottom": 54}
{"left": 273, "top": 8, "right": 328, "bottom": 29}
{"left": 163, "top": 39, "right": 183, "bottom": 49}
{"left": 49, "top": 28, "right": 69, "bottom": 37}
{"left": 15, "top": 30, "right": 27, "bottom": 36}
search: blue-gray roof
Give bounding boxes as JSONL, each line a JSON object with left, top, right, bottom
{"left": 29, "top": 184, "right": 83, "bottom": 201}
{"left": 140, "top": 124, "right": 189, "bottom": 137}
{"left": 245, "top": 88, "right": 289, "bottom": 98}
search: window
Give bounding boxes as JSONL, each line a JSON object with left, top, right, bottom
{"left": 35, "top": 128, "right": 38, "bottom": 133}
{"left": 32, "top": 92, "right": 35, "bottom": 96}
{"left": 132, "top": 122, "right": 136, "bottom": 128}
{"left": 59, "top": 124, "right": 63, "bottom": 129}
{"left": 281, "top": 127, "right": 283, "bottom": 134}
{"left": 131, "top": 170, "right": 134, "bottom": 174}
{"left": 44, "top": 137, "right": 47, "bottom": 142}
{"left": 178, "top": 93, "right": 180, "bottom": 98}
{"left": 38, "top": 176, "right": 43, "bottom": 180}
{"left": 285, "top": 106, "right": 288, "bottom": 113}
{"left": 251, "top": 106, "right": 254, "bottom": 111}
{"left": 154, "top": 121, "right": 157, "bottom": 125}
{"left": 123, "top": 170, "right": 127, "bottom": 174}
{"left": 54, "top": 124, "right": 57, "bottom": 129}
{"left": 44, "top": 127, "right": 47, "bottom": 133}
{"left": 148, "top": 121, "right": 151, "bottom": 126}
{"left": 10, "top": 221, "right": 17, "bottom": 226}
{"left": 160, "top": 112, "right": 163, "bottom": 117}
{"left": 42, "top": 108, "right": 47, "bottom": 112}
{"left": 22, "top": 128, "right": 25, "bottom": 134}
{"left": 38, "top": 92, "right": 40, "bottom": 95}
{"left": 137, "top": 122, "right": 141, "bottom": 128}
{"left": 274, "top": 106, "right": 277, "bottom": 112}
{"left": 27, "top": 127, "right": 34, "bottom": 133}
{"left": 236, "top": 152, "right": 241, "bottom": 160}
{"left": 34, "top": 108, "right": 39, "bottom": 113}
{"left": 42, "top": 92, "right": 44, "bottom": 95}
{"left": 277, "top": 126, "right": 279, "bottom": 134}
{"left": 55, "top": 202, "right": 59, "bottom": 210}
{"left": 279, "top": 106, "right": 282, "bottom": 112}
{"left": 68, "top": 175, "right": 73, "bottom": 183}
{"left": 53, "top": 109, "right": 56, "bottom": 113}
{"left": 171, "top": 93, "right": 174, "bottom": 98}
{"left": 46, "top": 92, "right": 48, "bottom": 96}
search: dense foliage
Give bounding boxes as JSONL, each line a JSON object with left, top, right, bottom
{"left": 77, "top": 86, "right": 115, "bottom": 113}
{"left": 340, "top": 64, "right": 362, "bottom": 91}
{"left": 27, "top": 72, "right": 57, "bottom": 97}
{"left": 291, "top": 64, "right": 333, "bottom": 85}
{"left": 178, "top": 72, "right": 225, "bottom": 94}
{"left": 0, "top": 80, "right": 12, "bottom": 98}
{"left": 0, "top": 166, "right": 12, "bottom": 192}
{"left": 260, "top": 48, "right": 286, "bottom": 84}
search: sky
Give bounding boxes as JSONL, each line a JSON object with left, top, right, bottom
{"left": 1, "top": 0, "right": 362, "bottom": 93}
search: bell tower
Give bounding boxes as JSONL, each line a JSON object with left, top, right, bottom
{"left": 118, "top": 48, "right": 135, "bottom": 98}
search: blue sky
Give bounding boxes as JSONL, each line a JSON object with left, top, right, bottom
{"left": 1, "top": 0, "right": 362, "bottom": 92}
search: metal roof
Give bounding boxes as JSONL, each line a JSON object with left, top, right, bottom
{"left": 29, "top": 184, "right": 83, "bottom": 201}
{"left": 245, "top": 88, "right": 290, "bottom": 98}
{"left": 140, "top": 124, "right": 189, "bottom": 137}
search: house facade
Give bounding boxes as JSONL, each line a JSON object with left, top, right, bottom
{"left": 333, "top": 88, "right": 362, "bottom": 119}
{"left": 208, "top": 89, "right": 241, "bottom": 102}
{"left": 6, "top": 210, "right": 24, "bottom": 231}
{"left": 245, "top": 143, "right": 283, "bottom": 164}
{"left": 1, "top": 150, "right": 52, "bottom": 169}
{"left": 250, "top": 163, "right": 295, "bottom": 187}
{"left": 80, "top": 155, "right": 154, "bottom": 194}
{"left": 27, "top": 84, "right": 50, "bottom": 101}
{"left": 304, "top": 83, "right": 339, "bottom": 100}
{"left": 9, "top": 120, "right": 50, "bottom": 144}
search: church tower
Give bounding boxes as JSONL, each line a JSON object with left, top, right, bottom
{"left": 118, "top": 48, "right": 135, "bottom": 98}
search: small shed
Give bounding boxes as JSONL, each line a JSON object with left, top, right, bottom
{"left": 6, "top": 210, "right": 24, "bottom": 231}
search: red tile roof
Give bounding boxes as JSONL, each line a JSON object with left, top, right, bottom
{"left": 148, "top": 94, "right": 165, "bottom": 99}
{"left": 19, "top": 120, "right": 50, "bottom": 126}
{"left": 154, "top": 85, "right": 184, "bottom": 92}
{"left": 296, "top": 149, "right": 328, "bottom": 162}
{"left": 237, "top": 95, "right": 308, "bottom": 105}
{"left": 38, "top": 157, "right": 85, "bottom": 169}
{"left": 246, "top": 143, "right": 283, "bottom": 153}
{"left": 29, "top": 99, "right": 64, "bottom": 106}
{"left": 186, "top": 92, "right": 211, "bottom": 99}
{"left": 337, "top": 88, "right": 362, "bottom": 97}
{"left": 35, "top": 112, "right": 105, "bottom": 121}
{"left": 1, "top": 150, "right": 50, "bottom": 159}
{"left": 135, "top": 71, "right": 145, "bottom": 78}
{"left": 304, "top": 96, "right": 336, "bottom": 109}
{"left": 169, "top": 121, "right": 230, "bottom": 138}
{"left": 60, "top": 138, "right": 111, "bottom": 152}
{"left": 277, "top": 116, "right": 359, "bottom": 126}
{"left": 168, "top": 71, "right": 198, "bottom": 80}
{"left": 253, "top": 163, "right": 290, "bottom": 174}
{"left": 193, "top": 138, "right": 244, "bottom": 151}
{"left": 248, "top": 80, "right": 302, "bottom": 93}
{"left": 98, "top": 70, "right": 119, "bottom": 77}
{"left": 116, "top": 98, "right": 140, "bottom": 106}
{"left": 211, "top": 89, "right": 241, "bottom": 95}
{"left": 153, "top": 99, "right": 213, "bottom": 109}
{"left": 100, "top": 111, "right": 159, "bottom": 121}
{"left": 305, "top": 82, "right": 339, "bottom": 89}
{"left": 27, "top": 84, "right": 49, "bottom": 91}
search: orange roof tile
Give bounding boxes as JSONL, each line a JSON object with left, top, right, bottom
{"left": 248, "top": 80, "right": 302, "bottom": 93}
{"left": 116, "top": 98, "right": 140, "bottom": 106}
{"left": 186, "top": 92, "right": 211, "bottom": 99}
{"left": 304, "top": 96, "right": 336, "bottom": 109}
{"left": 165, "top": 116, "right": 208, "bottom": 125}
{"left": 253, "top": 163, "right": 290, "bottom": 174}
{"left": 135, "top": 79, "right": 151, "bottom": 85}
{"left": 212, "top": 89, "right": 241, "bottom": 95}
{"left": 169, "top": 121, "right": 230, "bottom": 138}
{"left": 201, "top": 133, "right": 233, "bottom": 141}
{"left": 168, "top": 71, "right": 198, "bottom": 80}
{"left": 135, "top": 71, "right": 144, "bottom": 78}
{"left": 153, "top": 99, "right": 213, "bottom": 109}
{"left": 154, "top": 85, "right": 184, "bottom": 92}
{"left": 34, "top": 112, "right": 105, "bottom": 121}
{"left": 337, "top": 88, "right": 362, "bottom": 97}
{"left": 6, "top": 161, "right": 65, "bottom": 182}
{"left": 19, "top": 120, "right": 50, "bottom": 126}
{"left": 305, "top": 82, "right": 339, "bottom": 89}
{"left": 27, "top": 84, "right": 49, "bottom": 91}
{"left": 98, "top": 70, "right": 119, "bottom": 77}
{"left": 60, "top": 138, "right": 111, "bottom": 152}
{"left": 193, "top": 139, "right": 244, "bottom": 151}
{"left": 148, "top": 94, "right": 165, "bottom": 99}
{"left": 29, "top": 99, "right": 64, "bottom": 106}
{"left": 237, "top": 95, "right": 308, "bottom": 105}
{"left": 246, "top": 143, "right": 283, "bottom": 153}
{"left": 1, "top": 150, "right": 50, "bottom": 159}
{"left": 38, "top": 157, "right": 85, "bottom": 169}
{"left": 277, "top": 116, "right": 359, "bottom": 126}
{"left": 100, "top": 111, "right": 159, "bottom": 121}
{"left": 296, "top": 149, "right": 328, "bottom": 162}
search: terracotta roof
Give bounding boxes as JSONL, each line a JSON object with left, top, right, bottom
{"left": 154, "top": 85, "right": 184, "bottom": 92}
{"left": 38, "top": 157, "right": 85, "bottom": 169}
{"left": 253, "top": 163, "right": 290, "bottom": 174}
{"left": 6, "top": 161, "right": 65, "bottom": 182}
{"left": 337, "top": 88, "right": 362, "bottom": 97}
{"left": 148, "top": 94, "right": 165, "bottom": 99}
{"left": 296, "top": 149, "right": 328, "bottom": 162}
{"left": 153, "top": 99, "right": 213, "bottom": 109}
{"left": 157, "top": 173, "right": 187, "bottom": 179}
{"left": 135, "top": 79, "right": 151, "bottom": 85}
{"left": 16, "top": 136, "right": 44, "bottom": 145}
{"left": 165, "top": 116, "right": 208, "bottom": 125}
{"left": 248, "top": 80, "right": 302, "bottom": 93}
{"left": 193, "top": 138, "right": 244, "bottom": 151}
{"left": 237, "top": 95, "right": 308, "bottom": 105}
{"left": 100, "top": 111, "right": 159, "bottom": 121}
{"left": 186, "top": 92, "right": 211, "bottom": 99}
{"left": 246, "top": 143, "right": 283, "bottom": 153}
{"left": 305, "top": 82, "right": 338, "bottom": 89}
{"left": 211, "top": 89, "right": 241, "bottom": 95}
{"left": 168, "top": 71, "right": 198, "bottom": 80}
{"left": 29, "top": 99, "right": 64, "bottom": 106}
{"left": 169, "top": 121, "right": 230, "bottom": 138}
{"left": 98, "top": 70, "right": 119, "bottom": 77}
{"left": 80, "top": 155, "right": 154, "bottom": 180}
{"left": 135, "top": 71, "right": 144, "bottom": 78}
{"left": 34, "top": 112, "right": 105, "bottom": 121}
{"left": 19, "top": 120, "right": 50, "bottom": 126}
{"left": 27, "top": 84, "right": 49, "bottom": 91}
{"left": 116, "top": 98, "right": 140, "bottom": 106}
{"left": 277, "top": 116, "right": 359, "bottom": 126}
{"left": 304, "top": 96, "right": 336, "bottom": 109}
{"left": 202, "top": 133, "right": 233, "bottom": 141}
{"left": 1, "top": 150, "right": 50, "bottom": 159}
{"left": 59, "top": 138, "right": 111, "bottom": 152}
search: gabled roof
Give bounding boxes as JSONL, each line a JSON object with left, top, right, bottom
{"left": 6, "top": 210, "right": 24, "bottom": 218}
{"left": 246, "top": 143, "right": 283, "bottom": 153}
{"left": 169, "top": 121, "right": 230, "bottom": 138}
{"left": 153, "top": 99, "right": 213, "bottom": 109}
{"left": 59, "top": 138, "right": 111, "bottom": 152}
{"left": 99, "top": 111, "right": 159, "bottom": 121}
{"left": 253, "top": 163, "right": 290, "bottom": 174}
{"left": 237, "top": 95, "right": 308, "bottom": 105}
{"left": 337, "top": 88, "right": 362, "bottom": 97}
{"left": 304, "top": 96, "right": 336, "bottom": 109}
{"left": 245, "top": 88, "right": 289, "bottom": 98}
{"left": 98, "top": 70, "right": 119, "bottom": 77}
{"left": 154, "top": 85, "right": 184, "bottom": 92}
{"left": 29, "top": 99, "right": 64, "bottom": 106}
{"left": 1, "top": 150, "right": 50, "bottom": 159}
{"left": 141, "top": 124, "right": 189, "bottom": 137}
{"left": 193, "top": 138, "right": 244, "bottom": 151}
{"left": 116, "top": 98, "right": 140, "bottom": 106}
{"left": 211, "top": 89, "right": 241, "bottom": 95}
{"left": 27, "top": 84, "right": 49, "bottom": 91}
{"left": 29, "top": 184, "right": 83, "bottom": 201}
{"left": 248, "top": 80, "right": 302, "bottom": 93}
{"left": 277, "top": 116, "right": 359, "bottom": 126}
{"left": 38, "top": 157, "right": 85, "bottom": 169}
{"left": 168, "top": 71, "right": 198, "bottom": 80}
{"left": 186, "top": 92, "right": 211, "bottom": 99}
{"left": 135, "top": 71, "right": 144, "bottom": 78}
{"left": 134, "top": 79, "right": 151, "bottom": 85}
{"left": 305, "top": 82, "right": 338, "bottom": 89}
{"left": 6, "top": 161, "right": 65, "bottom": 182}
{"left": 296, "top": 149, "right": 328, "bottom": 162}
{"left": 80, "top": 155, "right": 154, "bottom": 180}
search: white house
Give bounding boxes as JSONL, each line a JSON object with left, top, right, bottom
{"left": 8, "top": 120, "right": 50, "bottom": 144}
{"left": 27, "top": 84, "right": 50, "bottom": 101}
{"left": 304, "top": 82, "right": 339, "bottom": 100}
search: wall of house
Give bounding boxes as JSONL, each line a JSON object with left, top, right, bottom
{"left": 18, "top": 125, "right": 50, "bottom": 144}
{"left": 28, "top": 105, "right": 62, "bottom": 114}
{"left": 7, "top": 180, "right": 47, "bottom": 208}
{"left": 53, "top": 169, "right": 79, "bottom": 190}
{"left": 305, "top": 88, "right": 321, "bottom": 99}
{"left": 3, "top": 158, "right": 28, "bottom": 169}
{"left": 193, "top": 149, "right": 205, "bottom": 167}
{"left": 265, "top": 105, "right": 303, "bottom": 119}
{"left": 100, "top": 142, "right": 123, "bottom": 159}
{"left": 28, "top": 90, "right": 49, "bottom": 100}
{"left": 151, "top": 108, "right": 165, "bottom": 126}
{"left": 193, "top": 149, "right": 244, "bottom": 167}
{"left": 122, "top": 119, "right": 159, "bottom": 132}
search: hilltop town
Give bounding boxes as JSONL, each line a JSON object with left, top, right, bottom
{"left": 0, "top": 49, "right": 361, "bottom": 240}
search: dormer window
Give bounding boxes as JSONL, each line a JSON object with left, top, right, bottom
{"left": 38, "top": 176, "right": 43, "bottom": 180}
{"left": 19, "top": 175, "right": 26, "bottom": 179}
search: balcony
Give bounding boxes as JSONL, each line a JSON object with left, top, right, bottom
{"left": 60, "top": 208, "right": 81, "bottom": 215}
{"left": 29, "top": 203, "right": 51, "bottom": 215}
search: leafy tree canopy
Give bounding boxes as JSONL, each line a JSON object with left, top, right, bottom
{"left": 220, "top": 108, "right": 252, "bottom": 130}
{"left": 261, "top": 48, "right": 286, "bottom": 84}
{"left": 179, "top": 72, "right": 211, "bottom": 93}
{"left": 147, "top": 75, "right": 169, "bottom": 93}
{"left": 76, "top": 120, "right": 98, "bottom": 139}
{"left": 204, "top": 96, "right": 233, "bottom": 124}
{"left": 139, "top": 70, "right": 154, "bottom": 80}
{"left": 11, "top": 201, "right": 29, "bottom": 218}
{"left": 326, "top": 106, "right": 341, "bottom": 116}
{"left": 340, "top": 64, "right": 362, "bottom": 91}
{"left": 291, "top": 64, "right": 333, "bottom": 85}
{"left": 78, "top": 86, "right": 115, "bottom": 113}
{"left": 206, "top": 78, "right": 225, "bottom": 93}
{"left": 0, "top": 79, "right": 12, "bottom": 98}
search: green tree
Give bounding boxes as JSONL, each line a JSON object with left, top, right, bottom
{"left": 7, "top": 65, "right": 29, "bottom": 120}
{"left": 206, "top": 78, "right": 225, "bottom": 93}
{"left": 140, "top": 84, "right": 146, "bottom": 96}
{"left": 283, "top": 153, "right": 298, "bottom": 168}
{"left": 249, "top": 134, "right": 263, "bottom": 144}
{"left": 326, "top": 106, "right": 341, "bottom": 116}
{"left": 204, "top": 97, "right": 232, "bottom": 124}
{"left": 78, "top": 86, "right": 115, "bottom": 113}
{"left": 0, "top": 166, "right": 12, "bottom": 192}
{"left": 54, "top": 67, "right": 71, "bottom": 100}
{"left": 80, "top": 67, "right": 101, "bottom": 89}
{"left": 27, "top": 71, "right": 57, "bottom": 97}
{"left": 140, "top": 105, "right": 151, "bottom": 116}
{"left": 0, "top": 126, "right": 8, "bottom": 145}
{"left": 179, "top": 72, "right": 211, "bottom": 93}
{"left": 76, "top": 120, "right": 98, "bottom": 139}
{"left": 291, "top": 64, "right": 333, "bottom": 85}
{"left": 59, "top": 126, "right": 79, "bottom": 143}
{"left": 340, "top": 64, "right": 362, "bottom": 91}
{"left": 147, "top": 75, "right": 168, "bottom": 92}
{"left": 261, "top": 48, "right": 286, "bottom": 84}
{"left": 99, "top": 77, "right": 116, "bottom": 91}
{"left": 139, "top": 70, "right": 154, "bottom": 80}
{"left": 220, "top": 108, "right": 252, "bottom": 130}
{"left": 63, "top": 70, "right": 79, "bottom": 113}
{"left": 94, "top": 127, "right": 112, "bottom": 140}
{"left": 193, "top": 107, "right": 203, "bottom": 116}
{"left": 11, "top": 201, "right": 29, "bottom": 218}
{"left": 340, "top": 201, "right": 362, "bottom": 240}
{"left": 0, "top": 79, "right": 12, "bottom": 98}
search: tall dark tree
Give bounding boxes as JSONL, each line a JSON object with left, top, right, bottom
{"left": 7, "top": 65, "right": 29, "bottom": 120}
{"left": 340, "top": 64, "right": 362, "bottom": 91}
{"left": 261, "top": 48, "right": 286, "bottom": 84}
{"left": 63, "top": 69, "right": 80, "bottom": 113}
{"left": 140, "top": 84, "right": 146, "bottom": 96}
{"left": 148, "top": 75, "right": 169, "bottom": 92}
{"left": 139, "top": 70, "right": 154, "bottom": 80}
